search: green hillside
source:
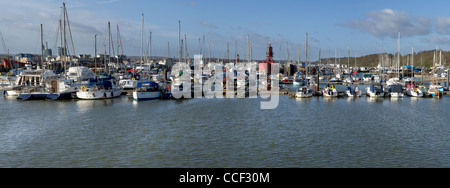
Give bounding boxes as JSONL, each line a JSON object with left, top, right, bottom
{"left": 316, "top": 50, "right": 450, "bottom": 68}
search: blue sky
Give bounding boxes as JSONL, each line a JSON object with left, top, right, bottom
{"left": 2, "top": 0, "right": 450, "bottom": 60}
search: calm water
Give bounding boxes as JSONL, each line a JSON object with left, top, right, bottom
{"left": 0, "top": 92, "right": 449, "bottom": 168}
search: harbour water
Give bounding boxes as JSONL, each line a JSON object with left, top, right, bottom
{"left": 0, "top": 94, "right": 449, "bottom": 168}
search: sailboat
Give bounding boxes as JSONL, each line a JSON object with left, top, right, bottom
{"left": 76, "top": 76, "right": 123, "bottom": 100}
{"left": 429, "top": 49, "right": 444, "bottom": 98}
{"left": 405, "top": 46, "right": 423, "bottom": 98}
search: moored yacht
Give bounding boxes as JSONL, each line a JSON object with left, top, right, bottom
{"left": 323, "top": 85, "right": 338, "bottom": 97}
{"left": 76, "top": 77, "right": 123, "bottom": 100}
{"left": 345, "top": 86, "right": 361, "bottom": 97}
{"left": 296, "top": 86, "right": 313, "bottom": 98}
{"left": 405, "top": 83, "right": 423, "bottom": 97}
{"left": 132, "top": 81, "right": 161, "bottom": 100}
{"left": 366, "top": 85, "right": 386, "bottom": 98}
{"left": 388, "top": 84, "right": 404, "bottom": 98}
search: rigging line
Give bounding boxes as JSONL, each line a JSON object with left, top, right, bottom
{"left": 0, "top": 31, "right": 7, "bottom": 54}
{"left": 53, "top": 20, "right": 60, "bottom": 50}
{"left": 64, "top": 6, "right": 76, "bottom": 57}
{"left": 118, "top": 26, "right": 124, "bottom": 56}
{"left": 110, "top": 30, "right": 115, "bottom": 57}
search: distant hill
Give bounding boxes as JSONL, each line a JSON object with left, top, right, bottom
{"left": 314, "top": 50, "right": 450, "bottom": 68}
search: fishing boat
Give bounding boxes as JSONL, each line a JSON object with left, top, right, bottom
{"left": 296, "top": 86, "right": 313, "bottom": 98}
{"left": 323, "top": 85, "right": 338, "bottom": 97}
{"left": 132, "top": 81, "right": 161, "bottom": 100}
{"left": 365, "top": 85, "right": 386, "bottom": 98}
{"left": 76, "top": 77, "right": 123, "bottom": 100}
{"left": 345, "top": 86, "right": 361, "bottom": 97}
{"left": 405, "top": 83, "right": 423, "bottom": 97}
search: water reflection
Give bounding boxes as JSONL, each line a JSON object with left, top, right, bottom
{"left": 322, "top": 97, "right": 338, "bottom": 103}
{"left": 367, "top": 97, "right": 385, "bottom": 103}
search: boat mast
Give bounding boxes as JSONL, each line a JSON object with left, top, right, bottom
{"left": 397, "top": 32, "right": 400, "bottom": 78}
{"left": 411, "top": 45, "right": 414, "bottom": 78}
{"left": 108, "top": 21, "right": 111, "bottom": 74}
{"left": 306, "top": 33, "right": 308, "bottom": 78}
{"left": 286, "top": 42, "right": 289, "bottom": 65}
{"left": 104, "top": 44, "right": 107, "bottom": 73}
{"left": 59, "top": 19, "right": 65, "bottom": 77}
{"left": 380, "top": 40, "right": 383, "bottom": 82}
{"left": 94, "top": 34, "right": 97, "bottom": 75}
{"left": 179, "top": 20, "right": 181, "bottom": 63}
{"left": 117, "top": 24, "right": 119, "bottom": 73}
{"left": 184, "top": 34, "right": 187, "bottom": 63}
{"left": 347, "top": 44, "right": 350, "bottom": 76}
{"left": 248, "top": 35, "right": 250, "bottom": 63}
{"left": 141, "top": 14, "right": 144, "bottom": 71}
{"left": 40, "top": 24, "right": 44, "bottom": 70}
{"left": 63, "top": 3, "right": 66, "bottom": 65}
{"left": 149, "top": 30, "right": 152, "bottom": 63}
{"left": 433, "top": 49, "right": 436, "bottom": 86}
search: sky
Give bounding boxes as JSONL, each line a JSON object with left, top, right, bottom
{"left": 2, "top": 0, "right": 450, "bottom": 61}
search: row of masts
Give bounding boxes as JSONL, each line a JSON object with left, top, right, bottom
{"left": 37, "top": 3, "right": 447, "bottom": 80}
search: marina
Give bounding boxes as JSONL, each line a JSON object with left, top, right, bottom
{"left": 1, "top": 1, "right": 450, "bottom": 168}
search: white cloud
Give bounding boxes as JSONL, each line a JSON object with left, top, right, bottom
{"left": 195, "top": 21, "right": 219, "bottom": 29}
{"left": 341, "top": 9, "right": 432, "bottom": 39}
{"left": 435, "top": 17, "right": 450, "bottom": 35}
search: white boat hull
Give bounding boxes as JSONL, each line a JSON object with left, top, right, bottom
{"left": 406, "top": 89, "right": 424, "bottom": 97}
{"left": 389, "top": 92, "right": 404, "bottom": 98}
{"left": 345, "top": 90, "right": 361, "bottom": 97}
{"left": 76, "top": 88, "right": 123, "bottom": 100}
{"left": 366, "top": 89, "right": 385, "bottom": 97}
{"left": 296, "top": 92, "right": 313, "bottom": 98}
{"left": 323, "top": 88, "right": 338, "bottom": 97}
{"left": 133, "top": 91, "right": 161, "bottom": 100}
{"left": 6, "top": 90, "right": 19, "bottom": 96}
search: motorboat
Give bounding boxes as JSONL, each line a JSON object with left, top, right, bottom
{"left": 323, "top": 85, "right": 338, "bottom": 97}
{"left": 295, "top": 86, "right": 313, "bottom": 98}
{"left": 405, "top": 83, "right": 423, "bottom": 97}
{"left": 388, "top": 84, "right": 404, "bottom": 98}
{"left": 76, "top": 77, "right": 123, "bottom": 100}
{"left": 365, "top": 85, "right": 386, "bottom": 98}
{"left": 345, "top": 86, "right": 361, "bottom": 97}
{"left": 428, "top": 85, "right": 444, "bottom": 98}
{"left": 132, "top": 81, "right": 161, "bottom": 100}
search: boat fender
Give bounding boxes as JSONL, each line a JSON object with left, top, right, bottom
{"left": 3, "top": 91, "right": 6, "bottom": 95}
{"left": 111, "top": 92, "right": 114, "bottom": 97}
{"left": 104, "top": 93, "right": 107, "bottom": 98}
{"left": 93, "top": 93, "right": 95, "bottom": 97}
